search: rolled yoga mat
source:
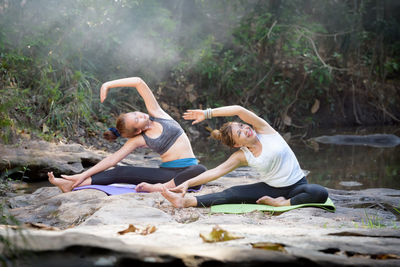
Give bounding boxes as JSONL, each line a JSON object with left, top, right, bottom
{"left": 210, "top": 198, "right": 335, "bottom": 214}
{"left": 73, "top": 184, "right": 203, "bottom": 196}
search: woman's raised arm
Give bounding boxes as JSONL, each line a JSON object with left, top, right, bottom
{"left": 100, "top": 77, "right": 169, "bottom": 118}
{"left": 184, "top": 105, "right": 274, "bottom": 133}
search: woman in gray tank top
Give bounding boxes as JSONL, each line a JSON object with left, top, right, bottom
{"left": 161, "top": 105, "right": 328, "bottom": 208}
{"left": 48, "top": 77, "right": 206, "bottom": 193}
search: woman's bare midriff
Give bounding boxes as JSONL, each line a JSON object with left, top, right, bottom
{"left": 160, "top": 134, "right": 195, "bottom": 162}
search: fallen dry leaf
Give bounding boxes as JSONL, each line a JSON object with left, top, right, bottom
{"left": 251, "top": 242, "right": 286, "bottom": 253}
{"left": 311, "top": 99, "right": 320, "bottom": 114}
{"left": 200, "top": 226, "right": 243, "bottom": 243}
{"left": 118, "top": 224, "right": 157, "bottom": 236}
{"left": 118, "top": 224, "right": 137, "bottom": 235}
{"left": 282, "top": 114, "right": 292, "bottom": 126}
{"left": 139, "top": 225, "right": 157, "bottom": 235}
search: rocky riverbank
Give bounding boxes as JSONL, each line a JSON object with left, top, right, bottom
{"left": 1, "top": 141, "right": 400, "bottom": 266}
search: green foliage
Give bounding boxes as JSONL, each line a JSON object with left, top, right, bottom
{"left": 0, "top": 0, "right": 399, "bottom": 141}
{"left": 183, "top": 0, "right": 400, "bottom": 128}
{"left": 361, "top": 210, "right": 386, "bottom": 229}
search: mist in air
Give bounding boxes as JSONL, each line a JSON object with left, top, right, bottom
{"left": 1, "top": 0, "right": 254, "bottom": 80}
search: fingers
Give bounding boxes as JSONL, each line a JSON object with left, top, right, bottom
{"left": 100, "top": 92, "right": 106, "bottom": 103}
{"left": 182, "top": 112, "right": 195, "bottom": 120}
{"left": 100, "top": 85, "right": 108, "bottom": 103}
{"left": 170, "top": 187, "right": 186, "bottom": 196}
{"left": 169, "top": 187, "right": 181, "bottom": 193}
{"left": 72, "top": 180, "right": 82, "bottom": 188}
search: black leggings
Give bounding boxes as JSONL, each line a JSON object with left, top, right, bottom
{"left": 196, "top": 177, "right": 328, "bottom": 207}
{"left": 91, "top": 164, "right": 207, "bottom": 189}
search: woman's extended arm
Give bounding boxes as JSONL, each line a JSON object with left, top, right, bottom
{"left": 183, "top": 105, "right": 274, "bottom": 134}
{"left": 100, "top": 77, "right": 169, "bottom": 119}
{"left": 63, "top": 137, "right": 145, "bottom": 187}
{"left": 171, "top": 150, "right": 247, "bottom": 194}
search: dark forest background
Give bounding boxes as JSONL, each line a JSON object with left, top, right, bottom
{"left": 1, "top": 0, "right": 399, "bottom": 144}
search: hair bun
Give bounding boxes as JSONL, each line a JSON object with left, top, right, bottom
{"left": 210, "top": 129, "right": 222, "bottom": 141}
{"left": 103, "top": 130, "right": 118, "bottom": 142}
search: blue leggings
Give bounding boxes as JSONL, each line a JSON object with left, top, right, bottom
{"left": 196, "top": 177, "right": 328, "bottom": 207}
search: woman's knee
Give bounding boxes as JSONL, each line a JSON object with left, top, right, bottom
{"left": 310, "top": 184, "right": 328, "bottom": 203}
{"left": 190, "top": 164, "right": 207, "bottom": 175}
{"left": 173, "top": 164, "right": 207, "bottom": 185}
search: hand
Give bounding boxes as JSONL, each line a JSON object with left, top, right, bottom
{"left": 169, "top": 181, "right": 189, "bottom": 196}
{"left": 61, "top": 173, "right": 87, "bottom": 188}
{"left": 100, "top": 82, "right": 110, "bottom": 103}
{"left": 182, "top": 109, "right": 205, "bottom": 125}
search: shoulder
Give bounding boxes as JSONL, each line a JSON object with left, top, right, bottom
{"left": 230, "top": 150, "right": 247, "bottom": 165}
{"left": 125, "top": 134, "right": 147, "bottom": 147}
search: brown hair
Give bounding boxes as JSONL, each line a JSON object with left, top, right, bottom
{"left": 103, "top": 113, "right": 139, "bottom": 141}
{"left": 210, "top": 122, "right": 235, "bottom": 147}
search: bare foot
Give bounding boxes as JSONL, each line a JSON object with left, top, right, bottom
{"left": 161, "top": 186, "right": 185, "bottom": 208}
{"left": 256, "top": 196, "right": 290, "bottom": 207}
{"left": 48, "top": 172, "right": 74, "bottom": 193}
{"left": 136, "top": 182, "right": 163, "bottom": 192}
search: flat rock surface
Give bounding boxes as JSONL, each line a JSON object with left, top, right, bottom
{"left": 1, "top": 141, "right": 400, "bottom": 266}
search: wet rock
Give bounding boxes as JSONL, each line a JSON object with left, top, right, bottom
{"left": 0, "top": 140, "right": 160, "bottom": 181}
{"left": 310, "top": 134, "right": 400, "bottom": 147}
{"left": 0, "top": 141, "right": 105, "bottom": 180}
{"left": 339, "top": 181, "right": 363, "bottom": 187}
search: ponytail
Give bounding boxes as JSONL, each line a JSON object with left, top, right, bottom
{"left": 209, "top": 122, "right": 235, "bottom": 147}
{"left": 103, "top": 128, "right": 119, "bottom": 142}
{"left": 210, "top": 129, "right": 222, "bottom": 141}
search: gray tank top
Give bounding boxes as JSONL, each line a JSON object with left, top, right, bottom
{"left": 141, "top": 116, "right": 184, "bottom": 155}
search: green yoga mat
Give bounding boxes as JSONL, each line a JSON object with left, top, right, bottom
{"left": 210, "top": 198, "right": 335, "bottom": 214}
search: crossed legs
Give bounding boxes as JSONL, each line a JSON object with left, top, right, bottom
{"left": 162, "top": 178, "right": 328, "bottom": 208}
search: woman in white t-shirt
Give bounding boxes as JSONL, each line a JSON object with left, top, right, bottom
{"left": 162, "top": 105, "right": 328, "bottom": 208}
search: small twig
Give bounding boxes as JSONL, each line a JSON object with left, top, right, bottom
{"left": 351, "top": 79, "right": 362, "bottom": 124}
{"left": 267, "top": 20, "right": 277, "bottom": 39}
{"left": 258, "top": 20, "right": 278, "bottom": 42}
{"left": 250, "top": 66, "right": 275, "bottom": 93}
{"left": 298, "top": 29, "right": 349, "bottom": 72}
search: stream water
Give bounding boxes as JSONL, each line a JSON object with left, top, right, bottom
{"left": 193, "top": 125, "right": 400, "bottom": 190}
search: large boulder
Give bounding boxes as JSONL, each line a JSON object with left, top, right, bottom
{"left": 0, "top": 140, "right": 160, "bottom": 181}
{"left": 0, "top": 141, "right": 105, "bottom": 180}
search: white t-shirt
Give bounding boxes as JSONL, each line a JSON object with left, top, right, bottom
{"left": 240, "top": 133, "right": 304, "bottom": 187}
